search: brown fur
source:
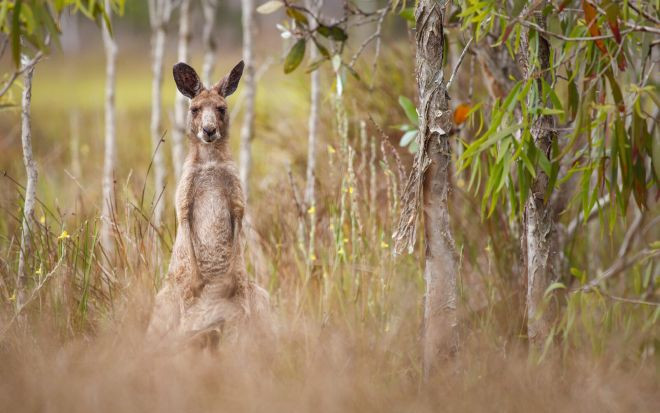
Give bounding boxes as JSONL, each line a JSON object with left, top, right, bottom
{"left": 147, "top": 61, "right": 269, "bottom": 342}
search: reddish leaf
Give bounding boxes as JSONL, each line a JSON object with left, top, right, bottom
{"left": 582, "top": 1, "right": 607, "bottom": 54}
{"left": 617, "top": 52, "right": 626, "bottom": 71}
{"left": 453, "top": 103, "right": 471, "bottom": 125}
{"left": 558, "top": 0, "right": 572, "bottom": 12}
{"left": 603, "top": 0, "right": 622, "bottom": 44}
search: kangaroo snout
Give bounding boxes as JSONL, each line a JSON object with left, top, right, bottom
{"left": 202, "top": 126, "right": 217, "bottom": 142}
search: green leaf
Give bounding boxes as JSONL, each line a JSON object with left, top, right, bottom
{"left": 312, "top": 38, "right": 330, "bottom": 59}
{"left": 317, "top": 25, "right": 347, "bottom": 42}
{"left": 398, "top": 95, "right": 418, "bottom": 125}
{"left": 399, "top": 130, "right": 417, "bottom": 148}
{"left": 286, "top": 7, "right": 308, "bottom": 26}
{"left": 399, "top": 7, "right": 415, "bottom": 25}
{"left": 653, "top": 126, "right": 660, "bottom": 182}
{"left": 544, "top": 282, "right": 566, "bottom": 298}
{"left": 284, "top": 39, "right": 306, "bottom": 74}
{"left": 11, "top": 0, "right": 22, "bottom": 67}
{"left": 256, "top": 0, "right": 284, "bottom": 14}
{"left": 567, "top": 78, "right": 579, "bottom": 121}
{"left": 0, "top": 1, "right": 9, "bottom": 30}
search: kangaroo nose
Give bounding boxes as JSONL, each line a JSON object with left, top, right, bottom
{"left": 203, "top": 126, "right": 216, "bottom": 136}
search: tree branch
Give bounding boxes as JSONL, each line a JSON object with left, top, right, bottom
{"left": 446, "top": 37, "right": 473, "bottom": 89}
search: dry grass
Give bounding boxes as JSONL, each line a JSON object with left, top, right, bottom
{"left": 0, "top": 44, "right": 658, "bottom": 412}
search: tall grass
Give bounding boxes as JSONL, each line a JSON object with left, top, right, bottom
{"left": 0, "top": 45, "right": 657, "bottom": 412}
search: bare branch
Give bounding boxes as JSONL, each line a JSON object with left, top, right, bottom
{"left": 446, "top": 37, "right": 473, "bottom": 90}
{"left": 0, "top": 50, "right": 45, "bottom": 99}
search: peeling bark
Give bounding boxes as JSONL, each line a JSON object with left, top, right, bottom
{"left": 101, "top": 0, "right": 117, "bottom": 254}
{"left": 17, "top": 59, "right": 37, "bottom": 311}
{"left": 239, "top": 0, "right": 256, "bottom": 200}
{"left": 517, "top": 3, "right": 559, "bottom": 347}
{"left": 415, "top": 0, "right": 459, "bottom": 377}
{"left": 172, "top": 0, "right": 191, "bottom": 182}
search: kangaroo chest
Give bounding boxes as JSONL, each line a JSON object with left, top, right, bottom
{"left": 189, "top": 165, "right": 235, "bottom": 249}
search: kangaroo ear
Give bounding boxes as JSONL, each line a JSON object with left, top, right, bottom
{"left": 215, "top": 60, "right": 244, "bottom": 97}
{"left": 173, "top": 62, "right": 202, "bottom": 99}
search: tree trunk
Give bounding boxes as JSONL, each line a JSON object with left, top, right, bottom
{"left": 239, "top": 0, "right": 256, "bottom": 200}
{"left": 304, "top": 0, "right": 321, "bottom": 208}
{"left": 201, "top": 0, "right": 218, "bottom": 85}
{"left": 416, "top": 0, "right": 459, "bottom": 377}
{"left": 101, "top": 0, "right": 117, "bottom": 254}
{"left": 172, "top": 0, "right": 191, "bottom": 182}
{"left": 148, "top": 0, "right": 172, "bottom": 230}
{"left": 17, "top": 60, "right": 37, "bottom": 311}
{"left": 517, "top": 3, "right": 558, "bottom": 348}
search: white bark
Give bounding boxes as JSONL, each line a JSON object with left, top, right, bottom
{"left": 101, "top": 0, "right": 117, "bottom": 254}
{"left": 239, "top": 0, "right": 256, "bottom": 200}
{"left": 415, "top": 0, "right": 458, "bottom": 378}
{"left": 304, "top": 0, "right": 321, "bottom": 207}
{"left": 201, "top": 0, "right": 218, "bottom": 85}
{"left": 17, "top": 58, "right": 37, "bottom": 311}
{"left": 148, "top": 0, "right": 173, "bottom": 229}
{"left": 172, "top": 0, "right": 191, "bottom": 181}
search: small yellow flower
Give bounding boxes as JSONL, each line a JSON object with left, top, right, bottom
{"left": 310, "top": 254, "right": 317, "bottom": 262}
{"left": 39, "top": 215, "right": 45, "bottom": 224}
{"left": 327, "top": 144, "right": 336, "bottom": 154}
{"left": 337, "top": 248, "right": 345, "bottom": 256}
{"left": 307, "top": 206, "right": 315, "bottom": 215}
{"left": 343, "top": 237, "right": 349, "bottom": 243}
{"left": 35, "top": 266, "right": 42, "bottom": 275}
{"left": 348, "top": 186, "right": 354, "bottom": 194}
{"left": 8, "top": 291, "right": 16, "bottom": 302}
{"left": 485, "top": 244, "right": 492, "bottom": 252}
{"left": 57, "top": 230, "right": 70, "bottom": 240}
{"left": 381, "top": 241, "right": 389, "bottom": 249}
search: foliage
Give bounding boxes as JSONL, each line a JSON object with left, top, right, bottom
{"left": 456, "top": 1, "right": 658, "bottom": 226}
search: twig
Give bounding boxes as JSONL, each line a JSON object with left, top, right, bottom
{"left": 0, "top": 50, "right": 45, "bottom": 99}
{"left": 565, "top": 193, "right": 610, "bottom": 239}
{"left": 0, "top": 255, "right": 65, "bottom": 340}
{"left": 349, "top": 6, "right": 388, "bottom": 69}
{"left": 600, "top": 292, "right": 659, "bottom": 306}
{"left": 628, "top": 2, "right": 660, "bottom": 25}
{"left": 446, "top": 37, "right": 473, "bottom": 89}
{"left": 580, "top": 248, "right": 657, "bottom": 293}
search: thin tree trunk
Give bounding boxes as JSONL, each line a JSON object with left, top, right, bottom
{"left": 517, "top": 3, "right": 558, "bottom": 348}
{"left": 239, "top": 0, "right": 256, "bottom": 200}
{"left": 101, "top": 0, "right": 117, "bottom": 254}
{"left": 148, "top": 0, "right": 172, "bottom": 230}
{"left": 416, "top": 0, "right": 458, "bottom": 378}
{"left": 17, "top": 60, "right": 37, "bottom": 311}
{"left": 304, "top": 0, "right": 321, "bottom": 208}
{"left": 201, "top": 0, "right": 218, "bottom": 85}
{"left": 172, "top": 0, "right": 191, "bottom": 182}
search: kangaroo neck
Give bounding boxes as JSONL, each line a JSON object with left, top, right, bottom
{"left": 188, "top": 138, "right": 231, "bottom": 164}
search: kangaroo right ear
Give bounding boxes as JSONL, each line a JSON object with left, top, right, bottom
{"left": 173, "top": 62, "right": 202, "bottom": 99}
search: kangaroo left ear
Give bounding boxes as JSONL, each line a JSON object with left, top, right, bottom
{"left": 214, "top": 60, "right": 244, "bottom": 97}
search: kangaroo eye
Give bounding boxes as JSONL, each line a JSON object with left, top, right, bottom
{"left": 191, "top": 107, "right": 199, "bottom": 115}
{"left": 217, "top": 107, "right": 226, "bottom": 115}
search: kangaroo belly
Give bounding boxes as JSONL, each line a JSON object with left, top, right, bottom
{"left": 191, "top": 179, "right": 235, "bottom": 277}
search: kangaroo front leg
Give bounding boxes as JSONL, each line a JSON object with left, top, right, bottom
{"left": 178, "top": 174, "right": 205, "bottom": 298}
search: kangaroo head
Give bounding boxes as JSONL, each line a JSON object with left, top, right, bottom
{"left": 173, "top": 61, "right": 244, "bottom": 144}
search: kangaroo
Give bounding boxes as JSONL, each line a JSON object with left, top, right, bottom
{"left": 147, "top": 61, "right": 269, "bottom": 342}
